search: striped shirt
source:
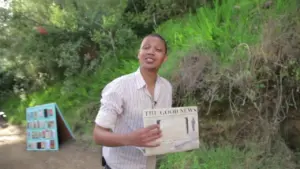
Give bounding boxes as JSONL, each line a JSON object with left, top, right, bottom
{"left": 95, "top": 68, "right": 173, "bottom": 169}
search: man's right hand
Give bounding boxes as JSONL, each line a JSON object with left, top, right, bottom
{"left": 123, "top": 124, "right": 162, "bottom": 147}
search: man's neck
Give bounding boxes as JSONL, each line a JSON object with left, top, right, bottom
{"left": 140, "top": 67, "right": 157, "bottom": 87}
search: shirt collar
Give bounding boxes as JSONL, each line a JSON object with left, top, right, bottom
{"left": 134, "top": 67, "right": 161, "bottom": 89}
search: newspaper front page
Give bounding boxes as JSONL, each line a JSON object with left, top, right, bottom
{"left": 141, "top": 106, "right": 200, "bottom": 156}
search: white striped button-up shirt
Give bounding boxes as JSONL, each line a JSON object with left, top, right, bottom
{"left": 95, "top": 68, "right": 173, "bottom": 169}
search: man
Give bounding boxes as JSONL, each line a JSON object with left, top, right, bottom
{"left": 93, "top": 33, "right": 173, "bottom": 169}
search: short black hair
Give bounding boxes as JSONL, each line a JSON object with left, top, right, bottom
{"left": 145, "top": 33, "right": 168, "bottom": 54}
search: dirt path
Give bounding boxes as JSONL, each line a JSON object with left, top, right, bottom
{"left": 0, "top": 124, "right": 103, "bottom": 169}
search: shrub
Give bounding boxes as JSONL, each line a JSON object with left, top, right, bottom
{"left": 166, "top": 1, "right": 300, "bottom": 168}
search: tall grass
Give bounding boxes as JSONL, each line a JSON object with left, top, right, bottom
{"left": 3, "top": 0, "right": 293, "bottom": 128}
{"left": 1, "top": 0, "right": 298, "bottom": 168}
{"left": 155, "top": 0, "right": 298, "bottom": 168}
{"left": 158, "top": 145, "right": 247, "bottom": 169}
{"left": 157, "top": 0, "right": 295, "bottom": 78}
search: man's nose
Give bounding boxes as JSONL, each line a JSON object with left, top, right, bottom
{"left": 147, "top": 47, "right": 155, "bottom": 55}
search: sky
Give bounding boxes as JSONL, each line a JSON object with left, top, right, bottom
{"left": 0, "top": 0, "right": 10, "bottom": 9}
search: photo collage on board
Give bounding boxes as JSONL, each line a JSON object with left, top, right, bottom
{"left": 26, "top": 108, "right": 57, "bottom": 150}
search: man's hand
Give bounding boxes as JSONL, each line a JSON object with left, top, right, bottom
{"left": 93, "top": 124, "right": 162, "bottom": 148}
{"left": 123, "top": 124, "right": 162, "bottom": 147}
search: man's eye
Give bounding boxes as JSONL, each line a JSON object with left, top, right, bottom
{"left": 143, "top": 46, "right": 150, "bottom": 49}
{"left": 156, "top": 48, "right": 162, "bottom": 52}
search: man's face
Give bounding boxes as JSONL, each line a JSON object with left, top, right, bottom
{"left": 138, "top": 36, "right": 167, "bottom": 71}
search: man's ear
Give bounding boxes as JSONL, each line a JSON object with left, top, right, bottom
{"left": 137, "top": 49, "right": 141, "bottom": 59}
{"left": 163, "top": 55, "right": 168, "bottom": 62}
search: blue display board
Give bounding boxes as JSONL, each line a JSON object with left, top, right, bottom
{"left": 26, "top": 103, "right": 74, "bottom": 151}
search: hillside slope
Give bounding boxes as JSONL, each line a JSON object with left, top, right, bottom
{"left": 1, "top": 0, "right": 300, "bottom": 168}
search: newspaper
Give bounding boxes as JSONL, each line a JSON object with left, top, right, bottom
{"left": 140, "top": 106, "right": 200, "bottom": 156}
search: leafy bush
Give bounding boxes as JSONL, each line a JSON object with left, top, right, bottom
{"left": 0, "top": 0, "right": 137, "bottom": 96}
{"left": 1, "top": 58, "right": 139, "bottom": 126}
{"left": 0, "top": 0, "right": 208, "bottom": 98}
{"left": 1, "top": 1, "right": 300, "bottom": 168}
{"left": 123, "top": 0, "right": 208, "bottom": 37}
{"left": 158, "top": 0, "right": 300, "bottom": 168}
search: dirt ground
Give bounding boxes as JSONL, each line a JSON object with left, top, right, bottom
{"left": 0, "top": 124, "right": 103, "bottom": 169}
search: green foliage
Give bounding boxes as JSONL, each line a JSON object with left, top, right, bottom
{"left": 123, "top": 0, "right": 206, "bottom": 37}
{"left": 156, "top": 0, "right": 299, "bottom": 78}
{"left": 0, "top": 0, "right": 139, "bottom": 98}
{"left": 158, "top": 145, "right": 246, "bottom": 169}
{"left": 0, "top": 0, "right": 207, "bottom": 98}
{"left": 1, "top": 0, "right": 299, "bottom": 168}
{"left": 1, "top": 58, "right": 139, "bottom": 127}
{"left": 156, "top": 0, "right": 299, "bottom": 168}
{"left": 158, "top": 141, "right": 296, "bottom": 169}
{"left": 156, "top": 0, "right": 261, "bottom": 77}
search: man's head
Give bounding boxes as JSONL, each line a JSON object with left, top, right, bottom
{"left": 137, "top": 33, "right": 168, "bottom": 71}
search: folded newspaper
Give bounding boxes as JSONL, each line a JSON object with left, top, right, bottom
{"left": 139, "top": 106, "right": 200, "bottom": 156}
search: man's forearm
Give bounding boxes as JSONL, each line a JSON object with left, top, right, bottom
{"left": 93, "top": 126, "right": 128, "bottom": 147}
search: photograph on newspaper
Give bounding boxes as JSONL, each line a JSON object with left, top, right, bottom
{"left": 141, "top": 106, "right": 200, "bottom": 156}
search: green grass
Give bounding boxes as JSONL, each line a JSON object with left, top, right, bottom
{"left": 158, "top": 142, "right": 296, "bottom": 169}
{"left": 157, "top": 0, "right": 297, "bottom": 78}
{"left": 158, "top": 146, "right": 247, "bottom": 169}
{"left": 2, "top": 0, "right": 295, "bottom": 128}
{"left": 156, "top": 0, "right": 298, "bottom": 168}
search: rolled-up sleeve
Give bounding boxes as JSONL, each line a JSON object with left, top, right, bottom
{"left": 95, "top": 81, "right": 123, "bottom": 130}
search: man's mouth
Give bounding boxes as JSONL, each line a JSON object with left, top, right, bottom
{"left": 145, "top": 58, "right": 155, "bottom": 63}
